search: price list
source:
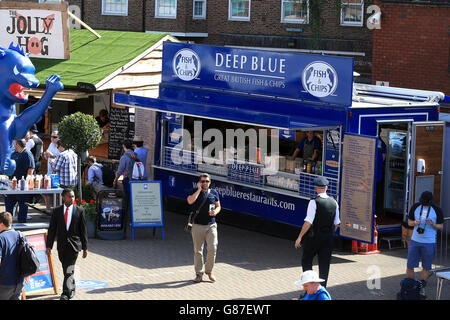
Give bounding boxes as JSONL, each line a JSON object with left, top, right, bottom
{"left": 340, "top": 134, "right": 376, "bottom": 243}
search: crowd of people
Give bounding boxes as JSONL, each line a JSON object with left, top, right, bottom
{"left": 0, "top": 114, "right": 445, "bottom": 301}
{"left": 0, "top": 110, "right": 152, "bottom": 300}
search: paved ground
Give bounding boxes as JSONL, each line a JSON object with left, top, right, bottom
{"left": 2, "top": 198, "right": 449, "bottom": 301}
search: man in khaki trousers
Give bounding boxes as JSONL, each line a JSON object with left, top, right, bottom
{"left": 187, "top": 173, "right": 221, "bottom": 283}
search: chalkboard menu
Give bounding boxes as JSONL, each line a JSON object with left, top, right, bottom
{"left": 108, "top": 106, "right": 135, "bottom": 160}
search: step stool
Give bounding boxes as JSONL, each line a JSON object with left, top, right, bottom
{"left": 380, "top": 236, "right": 404, "bottom": 250}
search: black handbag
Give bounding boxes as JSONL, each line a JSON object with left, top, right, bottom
{"left": 185, "top": 190, "right": 210, "bottom": 233}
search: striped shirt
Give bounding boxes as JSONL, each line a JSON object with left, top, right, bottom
{"left": 52, "top": 149, "right": 78, "bottom": 186}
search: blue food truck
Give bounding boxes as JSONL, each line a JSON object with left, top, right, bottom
{"left": 114, "top": 42, "right": 447, "bottom": 244}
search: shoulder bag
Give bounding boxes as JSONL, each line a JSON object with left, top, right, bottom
{"left": 185, "top": 190, "right": 210, "bottom": 233}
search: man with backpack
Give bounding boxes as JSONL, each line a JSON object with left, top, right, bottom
{"left": 113, "top": 140, "right": 142, "bottom": 222}
{"left": 403, "top": 191, "right": 444, "bottom": 299}
{"left": 0, "top": 211, "right": 26, "bottom": 300}
{"left": 86, "top": 156, "right": 115, "bottom": 191}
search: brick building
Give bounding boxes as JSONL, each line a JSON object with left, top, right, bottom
{"left": 372, "top": 0, "right": 450, "bottom": 95}
{"left": 11, "top": 0, "right": 376, "bottom": 82}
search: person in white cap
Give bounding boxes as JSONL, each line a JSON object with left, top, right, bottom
{"left": 294, "top": 270, "right": 331, "bottom": 300}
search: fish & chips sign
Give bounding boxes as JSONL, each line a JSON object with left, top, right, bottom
{"left": 0, "top": 2, "right": 70, "bottom": 59}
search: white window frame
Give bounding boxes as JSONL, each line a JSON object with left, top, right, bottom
{"left": 228, "top": 0, "right": 251, "bottom": 22}
{"left": 155, "top": 0, "right": 178, "bottom": 19}
{"left": 38, "top": 0, "right": 62, "bottom": 3}
{"left": 102, "top": 0, "right": 128, "bottom": 16}
{"left": 281, "top": 0, "right": 309, "bottom": 24}
{"left": 340, "top": 0, "right": 364, "bottom": 27}
{"left": 193, "top": 0, "right": 207, "bottom": 19}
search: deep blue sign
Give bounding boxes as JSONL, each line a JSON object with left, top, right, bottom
{"left": 162, "top": 42, "right": 354, "bottom": 106}
{"left": 227, "top": 161, "right": 264, "bottom": 186}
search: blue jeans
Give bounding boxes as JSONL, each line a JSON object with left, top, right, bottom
{"left": 5, "top": 195, "right": 30, "bottom": 223}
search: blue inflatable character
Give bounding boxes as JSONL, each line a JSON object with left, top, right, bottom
{"left": 0, "top": 43, "right": 63, "bottom": 176}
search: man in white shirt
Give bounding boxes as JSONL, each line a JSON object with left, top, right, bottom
{"left": 42, "top": 131, "right": 60, "bottom": 212}
{"left": 294, "top": 176, "right": 340, "bottom": 288}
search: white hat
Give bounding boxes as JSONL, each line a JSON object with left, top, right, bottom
{"left": 294, "top": 270, "right": 324, "bottom": 287}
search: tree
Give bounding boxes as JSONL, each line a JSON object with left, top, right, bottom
{"left": 57, "top": 112, "right": 101, "bottom": 200}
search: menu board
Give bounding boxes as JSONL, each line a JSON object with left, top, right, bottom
{"left": 340, "top": 134, "right": 376, "bottom": 243}
{"left": 129, "top": 181, "right": 164, "bottom": 240}
{"left": 22, "top": 230, "right": 57, "bottom": 297}
{"left": 108, "top": 106, "right": 135, "bottom": 160}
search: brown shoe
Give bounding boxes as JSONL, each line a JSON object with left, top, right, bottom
{"left": 205, "top": 273, "right": 216, "bottom": 282}
{"left": 193, "top": 274, "right": 203, "bottom": 283}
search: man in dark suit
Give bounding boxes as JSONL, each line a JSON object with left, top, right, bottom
{"left": 46, "top": 188, "right": 88, "bottom": 300}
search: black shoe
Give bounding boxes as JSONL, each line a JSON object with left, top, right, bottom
{"left": 60, "top": 294, "right": 69, "bottom": 300}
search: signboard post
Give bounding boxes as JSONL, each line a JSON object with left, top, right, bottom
{"left": 339, "top": 134, "right": 376, "bottom": 243}
{"left": 130, "top": 181, "right": 164, "bottom": 240}
{"left": 21, "top": 229, "right": 58, "bottom": 299}
{"left": 0, "top": 1, "right": 70, "bottom": 59}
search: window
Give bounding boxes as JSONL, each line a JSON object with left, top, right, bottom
{"left": 193, "top": 0, "right": 206, "bottom": 19}
{"left": 156, "top": 0, "right": 177, "bottom": 18}
{"left": 102, "top": 0, "right": 128, "bottom": 16}
{"left": 229, "top": 0, "right": 250, "bottom": 21}
{"left": 38, "top": 0, "right": 62, "bottom": 3}
{"left": 341, "top": 0, "right": 364, "bottom": 26}
{"left": 281, "top": 0, "right": 309, "bottom": 24}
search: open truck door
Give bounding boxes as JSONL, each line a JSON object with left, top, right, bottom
{"left": 339, "top": 133, "right": 377, "bottom": 243}
{"left": 406, "top": 122, "right": 445, "bottom": 218}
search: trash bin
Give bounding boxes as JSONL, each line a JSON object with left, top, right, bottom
{"left": 96, "top": 188, "right": 126, "bottom": 240}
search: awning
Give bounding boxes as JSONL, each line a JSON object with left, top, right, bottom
{"left": 114, "top": 92, "right": 341, "bottom": 130}
{"left": 25, "top": 88, "right": 101, "bottom": 101}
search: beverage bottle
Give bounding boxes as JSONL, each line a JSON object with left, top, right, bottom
{"left": 44, "top": 175, "right": 51, "bottom": 189}
{"left": 306, "top": 162, "right": 311, "bottom": 174}
{"left": 35, "top": 175, "right": 41, "bottom": 190}
{"left": 11, "top": 176, "right": 17, "bottom": 190}
{"left": 28, "top": 175, "right": 34, "bottom": 190}
{"left": 20, "top": 176, "right": 26, "bottom": 190}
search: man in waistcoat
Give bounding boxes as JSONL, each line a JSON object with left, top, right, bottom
{"left": 294, "top": 176, "right": 340, "bottom": 288}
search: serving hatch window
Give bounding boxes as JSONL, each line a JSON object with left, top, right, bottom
{"left": 160, "top": 115, "right": 341, "bottom": 198}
